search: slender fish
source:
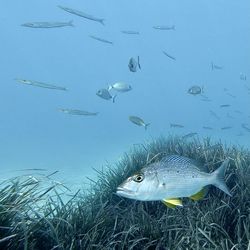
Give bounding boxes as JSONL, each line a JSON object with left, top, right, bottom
{"left": 182, "top": 132, "right": 198, "bottom": 139}
{"left": 15, "top": 79, "right": 67, "bottom": 91}
{"left": 241, "top": 124, "right": 250, "bottom": 132}
{"left": 162, "top": 51, "right": 176, "bottom": 61}
{"left": 153, "top": 25, "right": 175, "bottom": 30}
{"left": 59, "top": 109, "right": 98, "bottom": 116}
{"left": 89, "top": 35, "right": 113, "bottom": 45}
{"left": 121, "top": 30, "right": 140, "bottom": 35}
{"left": 58, "top": 5, "right": 104, "bottom": 25}
{"left": 170, "top": 123, "right": 184, "bottom": 128}
{"left": 21, "top": 21, "right": 74, "bottom": 28}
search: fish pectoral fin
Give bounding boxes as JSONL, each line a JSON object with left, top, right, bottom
{"left": 162, "top": 198, "right": 183, "bottom": 208}
{"left": 189, "top": 187, "right": 207, "bottom": 201}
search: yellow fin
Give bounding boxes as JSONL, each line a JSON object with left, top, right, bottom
{"left": 190, "top": 187, "right": 207, "bottom": 201}
{"left": 162, "top": 198, "right": 183, "bottom": 208}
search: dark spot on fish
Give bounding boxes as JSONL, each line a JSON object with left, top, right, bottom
{"left": 177, "top": 170, "right": 179, "bottom": 173}
{"left": 162, "top": 183, "right": 166, "bottom": 186}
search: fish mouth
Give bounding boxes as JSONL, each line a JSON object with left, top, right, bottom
{"left": 116, "top": 187, "right": 134, "bottom": 195}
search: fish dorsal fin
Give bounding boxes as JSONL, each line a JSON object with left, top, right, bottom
{"left": 160, "top": 155, "right": 206, "bottom": 171}
{"left": 161, "top": 155, "right": 195, "bottom": 165}
{"left": 189, "top": 187, "right": 208, "bottom": 201}
{"left": 162, "top": 198, "right": 183, "bottom": 208}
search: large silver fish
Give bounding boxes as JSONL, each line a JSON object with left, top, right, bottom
{"left": 58, "top": 5, "right": 104, "bottom": 25}
{"left": 116, "top": 155, "right": 231, "bottom": 208}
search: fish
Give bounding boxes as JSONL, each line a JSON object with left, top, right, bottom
{"left": 221, "top": 126, "right": 232, "bottom": 130}
{"left": 128, "top": 56, "right": 141, "bottom": 72}
{"left": 21, "top": 21, "right": 74, "bottom": 28}
{"left": 182, "top": 132, "right": 198, "bottom": 139}
{"left": 220, "top": 104, "right": 231, "bottom": 108}
{"left": 162, "top": 51, "right": 176, "bottom": 61}
{"left": 59, "top": 109, "right": 98, "bottom": 116}
{"left": 108, "top": 82, "right": 132, "bottom": 92}
{"left": 202, "top": 126, "right": 213, "bottom": 130}
{"left": 129, "top": 116, "right": 150, "bottom": 130}
{"left": 170, "top": 123, "right": 184, "bottom": 128}
{"left": 226, "top": 93, "right": 236, "bottom": 98}
{"left": 121, "top": 30, "right": 140, "bottom": 35}
{"left": 211, "top": 62, "right": 223, "bottom": 70}
{"left": 240, "top": 73, "right": 247, "bottom": 81}
{"left": 210, "top": 110, "right": 220, "bottom": 120}
{"left": 188, "top": 85, "right": 203, "bottom": 95}
{"left": 234, "top": 110, "right": 242, "bottom": 114}
{"left": 116, "top": 155, "right": 231, "bottom": 208}
{"left": 96, "top": 88, "right": 116, "bottom": 102}
{"left": 89, "top": 35, "right": 113, "bottom": 45}
{"left": 58, "top": 5, "right": 104, "bottom": 25}
{"left": 153, "top": 25, "right": 175, "bottom": 30}
{"left": 241, "top": 124, "right": 250, "bottom": 132}
{"left": 226, "top": 113, "right": 234, "bottom": 119}
{"left": 15, "top": 78, "right": 67, "bottom": 91}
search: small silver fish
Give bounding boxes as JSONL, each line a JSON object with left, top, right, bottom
{"left": 221, "top": 126, "right": 232, "bottom": 130}
{"left": 170, "top": 123, "right": 184, "bottom": 128}
{"left": 240, "top": 73, "right": 247, "bottom": 81}
{"left": 202, "top": 126, "right": 213, "bottom": 130}
{"left": 210, "top": 110, "right": 220, "bottom": 120}
{"left": 211, "top": 62, "right": 223, "bottom": 70}
{"left": 58, "top": 5, "right": 104, "bottom": 25}
{"left": 129, "top": 116, "right": 150, "bottom": 130}
{"left": 182, "top": 132, "right": 198, "bottom": 139}
{"left": 162, "top": 51, "right": 176, "bottom": 61}
{"left": 153, "top": 25, "right": 175, "bottom": 30}
{"left": 116, "top": 155, "right": 231, "bottom": 207}
{"left": 96, "top": 88, "right": 116, "bottom": 102}
{"left": 121, "top": 30, "right": 140, "bottom": 35}
{"left": 220, "top": 104, "right": 231, "bottom": 108}
{"left": 89, "top": 35, "right": 113, "bottom": 45}
{"left": 21, "top": 21, "right": 74, "bottom": 28}
{"left": 188, "top": 85, "right": 203, "bottom": 95}
{"left": 128, "top": 56, "right": 141, "bottom": 72}
{"left": 59, "top": 109, "right": 98, "bottom": 116}
{"left": 15, "top": 78, "right": 67, "bottom": 91}
{"left": 108, "top": 82, "right": 132, "bottom": 92}
{"left": 241, "top": 124, "right": 250, "bottom": 132}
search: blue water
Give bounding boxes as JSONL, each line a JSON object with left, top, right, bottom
{"left": 1, "top": 0, "right": 249, "bottom": 190}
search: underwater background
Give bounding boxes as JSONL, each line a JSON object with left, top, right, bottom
{"left": 1, "top": 0, "right": 250, "bottom": 190}
{"left": 0, "top": 2, "right": 250, "bottom": 249}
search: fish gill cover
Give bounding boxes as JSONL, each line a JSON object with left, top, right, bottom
{"left": 0, "top": 136, "right": 250, "bottom": 250}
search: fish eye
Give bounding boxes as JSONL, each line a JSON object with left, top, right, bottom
{"left": 133, "top": 173, "right": 144, "bottom": 182}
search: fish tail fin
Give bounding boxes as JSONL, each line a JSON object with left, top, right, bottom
{"left": 112, "top": 95, "right": 117, "bottom": 103}
{"left": 100, "top": 19, "right": 105, "bottom": 25}
{"left": 68, "top": 20, "right": 74, "bottom": 27}
{"left": 211, "top": 159, "right": 231, "bottom": 196}
{"left": 211, "top": 62, "right": 214, "bottom": 70}
{"left": 145, "top": 123, "right": 150, "bottom": 130}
